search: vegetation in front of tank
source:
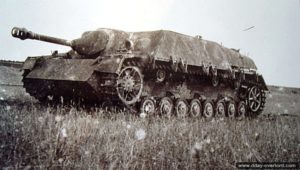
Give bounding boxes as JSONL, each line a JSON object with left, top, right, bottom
{"left": 0, "top": 104, "right": 299, "bottom": 169}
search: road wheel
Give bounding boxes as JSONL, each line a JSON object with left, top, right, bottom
{"left": 227, "top": 101, "right": 237, "bottom": 118}
{"left": 140, "top": 97, "right": 156, "bottom": 116}
{"left": 237, "top": 101, "right": 247, "bottom": 119}
{"left": 175, "top": 99, "right": 189, "bottom": 118}
{"left": 216, "top": 100, "right": 226, "bottom": 117}
{"left": 159, "top": 97, "right": 174, "bottom": 117}
{"left": 189, "top": 99, "right": 202, "bottom": 117}
{"left": 203, "top": 100, "right": 214, "bottom": 119}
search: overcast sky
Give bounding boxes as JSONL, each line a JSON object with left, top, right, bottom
{"left": 1, "top": 0, "right": 299, "bottom": 87}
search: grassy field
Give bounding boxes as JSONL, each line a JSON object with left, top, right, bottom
{"left": 0, "top": 104, "right": 299, "bottom": 169}
{"left": 0, "top": 65, "right": 299, "bottom": 169}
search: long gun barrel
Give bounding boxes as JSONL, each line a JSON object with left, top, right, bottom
{"left": 11, "top": 27, "right": 72, "bottom": 47}
{"left": 11, "top": 27, "right": 109, "bottom": 56}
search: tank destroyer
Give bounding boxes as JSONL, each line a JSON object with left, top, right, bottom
{"left": 11, "top": 27, "right": 267, "bottom": 117}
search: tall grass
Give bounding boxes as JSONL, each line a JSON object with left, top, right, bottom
{"left": 0, "top": 104, "right": 299, "bottom": 169}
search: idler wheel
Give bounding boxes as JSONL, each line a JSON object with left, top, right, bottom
{"left": 117, "top": 66, "right": 143, "bottom": 105}
{"left": 140, "top": 97, "right": 156, "bottom": 116}
{"left": 237, "top": 101, "right": 247, "bottom": 119}
{"left": 175, "top": 99, "right": 189, "bottom": 118}
{"left": 189, "top": 99, "right": 202, "bottom": 117}
{"left": 159, "top": 97, "right": 174, "bottom": 117}
{"left": 216, "top": 100, "right": 226, "bottom": 117}
{"left": 203, "top": 100, "right": 214, "bottom": 118}
{"left": 247, "top": 86, "right": 265, "bottom": 113}
{"left": 227, "top": 101, "right": 237, "bottom": 118}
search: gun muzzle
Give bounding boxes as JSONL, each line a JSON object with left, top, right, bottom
{"left": 11, "top": 27, "right": 32, "bottom": 40}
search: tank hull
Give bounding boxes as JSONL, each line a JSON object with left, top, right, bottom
{"left": 22, "top": 58, "right": 119, "bottom": 103}
{"left": 14, "top": 27, "right": 268, "bottom": 117}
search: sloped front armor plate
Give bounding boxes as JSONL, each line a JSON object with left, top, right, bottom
{"left": 26, "top": 59, "right": 96, "bottom": 81}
